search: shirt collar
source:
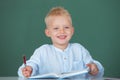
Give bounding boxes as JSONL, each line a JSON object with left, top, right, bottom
{"left": 52, "top": 44, "right": 70, "bottom": 53}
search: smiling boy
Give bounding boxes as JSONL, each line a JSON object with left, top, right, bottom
{"left": 18, "top": 7, "right": 104, "bottom": 78}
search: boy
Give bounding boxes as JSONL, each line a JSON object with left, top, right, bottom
{"left": 18, "top": 7, "right": 104, "bottom": 78}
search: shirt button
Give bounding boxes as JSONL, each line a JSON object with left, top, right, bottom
{"left": 64, "top": 57, "right": 67, "bottom": 60}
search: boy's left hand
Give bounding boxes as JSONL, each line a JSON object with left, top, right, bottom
{"left": 87, "top": 63, "right": 99, "bottom": 76}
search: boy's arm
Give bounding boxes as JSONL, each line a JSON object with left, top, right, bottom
{"left": 91, "top": 60, "right": 104, "bottom": 77}
{"left": 18, "top": 49, "right": 41, "bottom": 77}
{"left": 81, "top": 46, "right": 104, "bottom": 77}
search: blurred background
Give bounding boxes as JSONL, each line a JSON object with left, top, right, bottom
{"left": 0, "top": 0, "right": 120, "bottom": 78}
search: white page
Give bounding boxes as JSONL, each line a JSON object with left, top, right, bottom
{"left": 29, "top": 73, "right": 59, "bottom": 78}
{"left": 29, "top": 67, "right": 90, "bottom": 79}
{"left": 60, "top": 67, "right": 90, "bottom": 78}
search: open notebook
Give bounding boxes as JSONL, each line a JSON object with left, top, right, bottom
{"left": 29, "top": 67, "right": 90, "bottom": 79}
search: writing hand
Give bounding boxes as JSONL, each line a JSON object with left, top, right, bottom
{"left": 22, "top": 66, "right": 32, "bottom": 77}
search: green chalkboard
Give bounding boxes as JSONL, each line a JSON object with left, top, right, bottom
{"left": 0, "top": 0, "right": 120, "bottom": 78}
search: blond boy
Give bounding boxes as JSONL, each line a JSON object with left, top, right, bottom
{"left": 18, "top": 7, "right": 104, "bottom": 78}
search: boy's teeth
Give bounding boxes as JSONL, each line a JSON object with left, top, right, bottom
{"left": 58, "top": 35, "right": 66, "bottom": 39}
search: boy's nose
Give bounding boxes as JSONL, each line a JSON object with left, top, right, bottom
{"left": 60, "top": 29, "right": 65, "bottom": 33}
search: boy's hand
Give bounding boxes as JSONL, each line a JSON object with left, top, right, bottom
{"left": 22, "top": 66, "right": 32, "bottom": 77}
{"left": 87, "top": 63, "right": 99, "bottom": 76}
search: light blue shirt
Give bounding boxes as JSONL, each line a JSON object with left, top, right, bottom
{"left": 18, "top": 43, "right": 104, "bottom": 78}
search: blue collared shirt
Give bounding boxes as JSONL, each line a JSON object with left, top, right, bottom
{"left": 18, "top": 43, "right": 104, "bottom": 78}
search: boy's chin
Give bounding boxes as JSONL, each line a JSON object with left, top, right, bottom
{"left": 58, "top": 42, "right": 69, "bottom": 45}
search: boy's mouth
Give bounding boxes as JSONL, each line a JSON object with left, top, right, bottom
{"left": 57, "top": 35, "right": 67, "bottom": 39}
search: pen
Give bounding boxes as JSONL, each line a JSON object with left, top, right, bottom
{"left": 23, "top": 55, "right": 27, "bottom": 67}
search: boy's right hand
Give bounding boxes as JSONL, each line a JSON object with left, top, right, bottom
{"left": 22, "top": 66, "right": 32, "bottom": 77}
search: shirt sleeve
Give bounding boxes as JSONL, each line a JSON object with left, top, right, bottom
{"left": 80, "top": 44, "right": 104, "bottom": 78}
{"left": 92, "top": 60, "right": 104, "bottom": 78}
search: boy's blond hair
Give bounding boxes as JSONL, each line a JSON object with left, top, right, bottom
{"left": 45, "top": 7, "right": 72, "bottom": 27}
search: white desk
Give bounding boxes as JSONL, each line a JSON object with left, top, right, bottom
{"left": 0, "top": 77, "right": 120, "bottom": 80}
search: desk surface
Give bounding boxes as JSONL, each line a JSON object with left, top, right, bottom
{"left": 0, "top": 77, "right": 120, "bottom": 80}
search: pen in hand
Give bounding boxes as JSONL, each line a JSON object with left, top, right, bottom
{"left": 23, "top": 55, "right": 27, "bottom": 67}
{"left": 22, "top": 55, "right": 32, "bottom": 77}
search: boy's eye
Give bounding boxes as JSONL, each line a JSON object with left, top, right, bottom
{"left": 64, "top": 26, "right": 69, "bottom": 29}
{"left": 53, "top": 27, "right": 59, "bottom": 30}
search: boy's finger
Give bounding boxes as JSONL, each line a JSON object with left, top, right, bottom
{"left": 23, "top": 71, "right": 31, "bottom": 77}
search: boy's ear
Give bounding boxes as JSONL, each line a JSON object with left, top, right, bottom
{"left": 45, "top": 28, "right": 50, "bottom": 37}
{"left": 72, "top": 26, "right": 74, "bottom": 35}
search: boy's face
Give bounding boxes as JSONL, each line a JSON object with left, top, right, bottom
{"left": 45, "top": 16, "right": 74, "bottom": 47}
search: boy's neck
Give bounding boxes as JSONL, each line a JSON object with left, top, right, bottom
{"left": 53, "top": 43, "right": 69, "bottom": 51}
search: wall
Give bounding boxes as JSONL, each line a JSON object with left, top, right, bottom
{"left": 0, "top": 0, "right": 120, "bottom": 78}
